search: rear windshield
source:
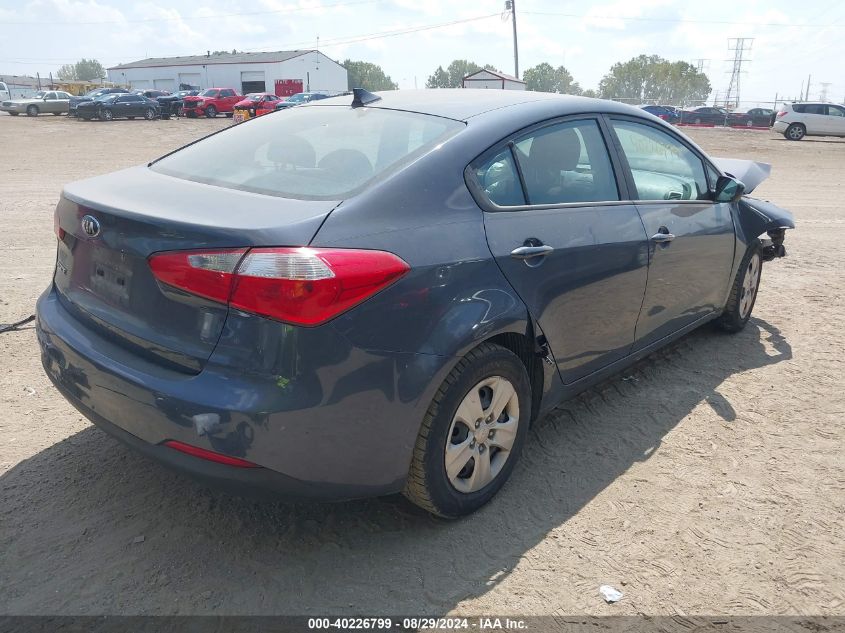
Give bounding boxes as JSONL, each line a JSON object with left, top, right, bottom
{"left": 151, "top": 105, "right": 464, "bottom": 199}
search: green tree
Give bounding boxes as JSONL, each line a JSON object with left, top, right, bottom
{"left": 343, "top": 59, "right": 398, "bottom": 91}
{"left": 598, "top": 54, "right": 710, "bottom": 104}
{"left": 426, "top": 60, "right": 498, "bottom": 88}
{"left": 522, "top": 62, "right": 582, "bottom": 94}
{"left": 56, "top": 59, "right": 106, "bottom": 81}
{"left": 582, "top": 89, "right": 598, "bottom": 98}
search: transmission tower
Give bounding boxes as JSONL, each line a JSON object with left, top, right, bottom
{"left": 724, "top": 38, "right": 753, "bottom": 109}
{"left": 820, "top": 82, "right": 832, "bottom": 102}
{"left": 691, "top": 58, "right": 710, "bottom": 74}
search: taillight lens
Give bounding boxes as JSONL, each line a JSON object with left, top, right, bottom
{"left": 53, "top": 208, "right": 65, "bottom": 240}
{"left": 777, "top": 110, "right": 787, "bottom": 118}
{"left": 149, "top": 246, "right": 409, "bottom": 326}
{"left": 148, "top": 248, "right": 246, "bottom": 303}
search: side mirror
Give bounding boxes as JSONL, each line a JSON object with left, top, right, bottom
{"left": 714, "top": 175, "right": 745, "bottom": 202}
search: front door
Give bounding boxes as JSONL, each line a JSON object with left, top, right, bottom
{"left": 476, "top": 117, "right": 649, "bottom": 385}
{"left": 822, "top": 104, "right": 845, "bottom": 135}
{"left": 606, "top": 118, "right": 736, "bottom": 350}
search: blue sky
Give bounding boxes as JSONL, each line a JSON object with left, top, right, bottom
{"left": 1, "top": 0, "right": 843, "bottom": 106}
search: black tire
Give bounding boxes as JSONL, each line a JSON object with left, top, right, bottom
{"left": 403, "top": 342, "right": 531, "bottom": 518}
{"left": 8, "top": 112, "right": 18, "bottom": 116}
{"left": 26, "top": 105, "right": 38, "bottom": 116}
{"left": 785, "top": 123, "right": 805, "bottom": 141}
{"left": 52, "top": 112, "right": 61, "bottom": 116}
{"left": 716, "top": 241, "right": 763, "bottom": 333}
{"left": 128, "top": 117, "right": 135, "bottom": 120}
{"left": 100, "top": 109, "right": 113, "bottom": 121}
{"left": 205, "top": 105, "right": 217, "bottom": 118}
{"left": 144, "top": 108, "right": 156, "bottom": 120}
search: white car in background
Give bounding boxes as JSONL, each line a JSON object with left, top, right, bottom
{"left": 772, "top": 102, "right": 845, "bottom": 140}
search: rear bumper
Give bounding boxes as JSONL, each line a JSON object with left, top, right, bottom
{"left": 36, "top": 287, "right": 452, "bottom": 500}
{"left": 772, "top": 120, "right": 788, "bottom": 133}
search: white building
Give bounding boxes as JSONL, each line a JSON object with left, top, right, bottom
{"left": 107, "top": 50, "right": 348, "bottom": 96}
{"left": 462, "top": 69, "right": 526, "bottom": 91}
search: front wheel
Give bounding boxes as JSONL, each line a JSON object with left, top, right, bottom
{"left": 144, "top": 108, "right": 155, "bottom": 120}
{"left": 403, "top": 342, "right": 531, "bottom": 518}
{"left": 717, "top": 242, "right": 762, "bottom": 333}
{"left": 205, "top": 105, "right": 217, "bottom": 118}
{"left": 100, "top": 108, "right": 113, "bottom": 121}
{"left": 26, "top": 105, "right": 38, "bottom": 116}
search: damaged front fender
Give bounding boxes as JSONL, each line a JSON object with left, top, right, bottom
{"left": 736, "top": 196, "right": 795, "bottom": 261}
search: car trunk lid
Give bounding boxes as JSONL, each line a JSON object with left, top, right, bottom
{"left": 53, "top": 166, "right": 340, "bottom": 373}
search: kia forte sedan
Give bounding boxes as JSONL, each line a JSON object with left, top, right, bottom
{"left": 38, "top": 90, "right": 794, "bottom": 517}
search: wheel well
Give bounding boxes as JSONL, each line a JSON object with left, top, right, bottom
{"left": 485, "top": 332, "right": 544, "bottom": 423}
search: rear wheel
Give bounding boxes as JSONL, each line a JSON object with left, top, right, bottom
{"left": 717, "top": 242, "right": 762, "bottom": 333}
{"left": 785, "top": 123, "right": 805, "bottom": 141}
{"left": 26, "top": 105, "right": 38, "bottom": 116}
{"left": 205, "top": 105, "right": 217, "bottom": 118}
{"left": 403, "top": 342, "right": 531, "bottom": 518}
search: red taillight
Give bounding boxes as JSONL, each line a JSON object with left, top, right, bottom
{"left": 148, "top": 248, "right": 247, "bottom": 303}
{"left": 149, "top": 246, "right": 409, "bottom": 326}
{"left": 163, "top": 440, "right": 260, "bottom": 468}
{"left": 53, "top": 209, "right": 65, "bottom": 240}
{"left": 777, "top": 111, "right": 787, "bottom": 118}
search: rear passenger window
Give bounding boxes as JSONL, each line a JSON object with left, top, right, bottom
{"left": 475, "top": 149, "right": 525, "bottom": 207}
{"left": 513, "top": 120, "right": 619, "bottom": 205}
{"left": 804, "top": 104, "right": 825, "bottom": 115}
{"left": 611, "top": 120, "right": 709, "bottom": 201}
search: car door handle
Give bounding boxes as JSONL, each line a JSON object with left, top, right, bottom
{"left": 510, "top": 245, "right": 554, "bottom": 259}
{"left": 651, "top": 232, "right": 675, "bottom": 243}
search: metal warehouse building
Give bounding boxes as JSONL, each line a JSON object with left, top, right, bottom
{"left": 462, "top": 68, "right": 525, "bottom": 91}
{"left": 107, "top": 50, "right": 348, "bottom": 96}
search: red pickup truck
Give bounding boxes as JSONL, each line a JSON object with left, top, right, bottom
{"left": 182, "top": 88, "right": 242, "bottom": 118}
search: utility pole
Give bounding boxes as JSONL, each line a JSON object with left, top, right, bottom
{"left": 724, "top": 38, "right": 753, "bottom": 109}
{"left": 505, "top": 0, "right": 519, "bottom": 79}
{"left": 805, "top": 74, "right": 811, "bottom": 101}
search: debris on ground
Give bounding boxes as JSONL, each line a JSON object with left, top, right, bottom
{"left": 599, "top": 585, "right": 624, "bottom": 603}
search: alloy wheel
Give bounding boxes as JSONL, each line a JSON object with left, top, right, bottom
{"left": 739, "top": 253, "right": 761, "bottom": 318}
{"left": 445, "top": 376, "right": 519, "bottom": 494}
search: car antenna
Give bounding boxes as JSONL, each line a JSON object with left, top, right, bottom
{"left": 351, "top": 88, "right": 381, "bottom": 108}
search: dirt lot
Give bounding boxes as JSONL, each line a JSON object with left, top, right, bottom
{"left": 0, "top": 113, "right": 843, "bottom": 617}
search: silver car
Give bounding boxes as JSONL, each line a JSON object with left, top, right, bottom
{"left": 1, "top": 90, "right": 73, "bottom": 116}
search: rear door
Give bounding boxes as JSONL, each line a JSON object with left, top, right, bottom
{"left": 606, "top": 117, "right": 735, "bottom": 350}
{"left": 476, "top": 116, "right": 649, "bottom": 384}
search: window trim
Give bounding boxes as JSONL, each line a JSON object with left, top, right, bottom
{"left": 603, "top": 114, "right": 721, "bottom": 204}
{"left": 465, "top": 113, "right": 632, "bottom": 213}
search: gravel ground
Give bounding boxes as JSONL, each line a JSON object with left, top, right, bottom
{"left": 0, "top": 113, "right": 843, "bottom": 616}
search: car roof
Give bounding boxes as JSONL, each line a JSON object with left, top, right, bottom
{"left": 310, "top": 89, "right": 647, "bottom": 122}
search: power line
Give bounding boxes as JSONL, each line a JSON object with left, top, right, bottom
{"left": 521, "top": 10, "right": 845, "bottom": 28}
{"left": 0, "top": 0, "right": 381, "bottom": 26}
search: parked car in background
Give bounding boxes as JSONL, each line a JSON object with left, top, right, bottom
{"left": 40, "top": 90, "right": 794, "bottom": 517}
{"left": 640, "top": 104, "right": 679, "bottom": 123}
{"left": 0, "top": 90, "right": 73, "bottom": 116}
{"left": 69, "top": 87, "right": 130, "bottom": 117}
{"left": 772, "top": 102, "right": 845, "bottom": 140}
{"left": 182, "top": 88, "right": 242, "bottom": 118}
{"left": 156, "top": 89, "right": 199, "bottom": 119}
{"left": 0, "top": 81, "right": 10, "bottom": 101}
{"left": 274, "top": 92, "right": 332, "bottom": 110}
{"left": 76, "top": 93, "right": 160, "bottom": 121}
{"left": 679, "top": 106, "right": 729, "bottom": 125}
{"left": 133, "top": 89, "right": 170, "bottom": 100}
{"left": 727, "top": 108, "right": 774, "bottom": 127}
{"left": 232, "top": 93, "right": 283, "bottom": 122}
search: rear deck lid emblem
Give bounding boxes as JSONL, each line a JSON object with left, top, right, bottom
{"left": 81, "top": 215, "right": 100, "bottom": 238}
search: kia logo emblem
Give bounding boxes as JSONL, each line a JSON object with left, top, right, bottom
{"left": 81, "top": 215, "right": 101, "bottom": 238}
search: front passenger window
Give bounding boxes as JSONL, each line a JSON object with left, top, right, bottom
{"left": 611, "top": 120, "right": 709, "bottom": 201}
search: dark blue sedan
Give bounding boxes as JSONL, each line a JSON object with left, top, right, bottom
{"left": 640, "top": 104, "right": 680, "bottom": 123}
{"left": 37, "top": 90, "right": 793, "bottom": 517}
